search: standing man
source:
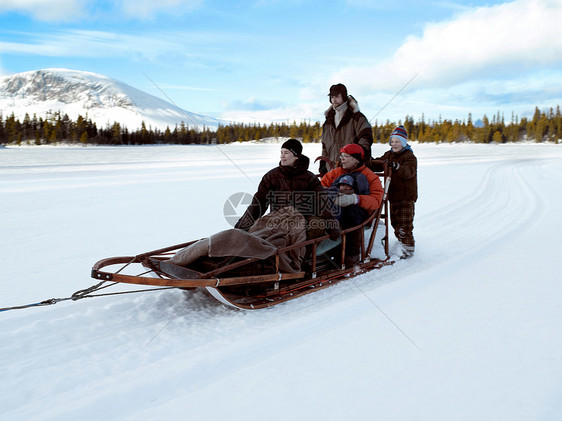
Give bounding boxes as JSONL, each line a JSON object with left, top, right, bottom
{"left": 319, "top": 83, "right": 373, "bottom": 175}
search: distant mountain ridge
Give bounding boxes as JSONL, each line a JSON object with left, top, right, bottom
{"left": 0, "top": 69, "right": 221, "bottom": 130}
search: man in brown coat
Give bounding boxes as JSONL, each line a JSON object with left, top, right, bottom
{"left": 319, "top": 83, "right": 373, "bottom": 175}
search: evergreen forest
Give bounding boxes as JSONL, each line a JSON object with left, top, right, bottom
{"left": 1, "top": 106, "right": 561, "bottom": 146}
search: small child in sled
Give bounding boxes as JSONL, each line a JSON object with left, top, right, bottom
{"left": 330, "top": 174, "right": 369, "bottom": 226}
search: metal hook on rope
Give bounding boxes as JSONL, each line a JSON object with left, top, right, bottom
{"left": 0, "top": 297, "right": 71, "bottom": 312}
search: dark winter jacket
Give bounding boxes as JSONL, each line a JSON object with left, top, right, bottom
{"left": 372, "top": 146, "right": 418, "bottom": 203}
{"left": 320, "top": 96, "right": 373, "bottom": 174}
{"left": 235, "top": 154, "right": 333, "bottom": 231}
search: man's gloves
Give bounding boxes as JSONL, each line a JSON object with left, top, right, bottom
{"left": 391, "top": 161, "right": 400, "bottom": 171}
{"left": 334, "top": 193, "right": 359, "bottom": 207}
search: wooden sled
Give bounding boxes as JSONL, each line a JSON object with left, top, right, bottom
{"left": 91, "top": 164, "right": 394, "bottom": 310}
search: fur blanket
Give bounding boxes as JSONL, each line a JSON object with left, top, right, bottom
{"left": 169, "top": 206, "right": 307, "bottom": 273}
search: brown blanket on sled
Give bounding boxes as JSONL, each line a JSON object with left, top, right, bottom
{"left": 169, "top": 207, "right": 307, "bottom": 273}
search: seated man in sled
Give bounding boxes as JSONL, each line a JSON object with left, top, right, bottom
{"left": 321, "top": 143, "right": 384, "bottom": 266}
{"left": 235, "top": 138, "right": 341, "bottom": 242}
{"left": 170, "top": 140, "right": 340, "bottom": 275}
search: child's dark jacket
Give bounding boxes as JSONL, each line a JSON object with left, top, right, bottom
{"left": 373, "top": 147, "right": 417, "bottom": 203}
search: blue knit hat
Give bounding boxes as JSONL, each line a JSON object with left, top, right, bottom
{"left": 389, "top": 125, "right": 408, "bottom": 147}
{"left": 338, "top": 175, "right": 355, "bottom": 187}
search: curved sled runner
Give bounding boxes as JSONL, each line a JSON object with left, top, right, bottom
{"left": 91, "top": 164, "right": 393, "bottom": 309}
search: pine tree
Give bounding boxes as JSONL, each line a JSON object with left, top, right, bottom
{"left": 289, "top": 121, "right": 299, "bottom": 138}
{"left": 554, "top": 105, "right": 562, "bottom": 143}
{"left": 0, "top": 113, "right": 5, "bottom": 145}
{"left": 5, "top": 113, "right": 20, "bottom": 144}
{"left": 492, "top": 130, "right": 503, "bottom": 143}
{"left": 111, "top": 122, "right": 122, "bottom": 144}
{"left": 164, "top": 126, "right": 172, "bottom": 143}
{"left": 23, "top": 113, "right": 32, "bottom": 142}
{"left": 535, "top": 113, "right": 548, "bottom": 142}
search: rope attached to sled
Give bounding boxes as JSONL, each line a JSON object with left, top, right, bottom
{"left": 0, "top": 297, "right": 73, "bottom": 312}
{"left": 0, "top": 281, "right": 176, "bottom": 313}
{"left": 0, "top": 254, "right": 178, "bottom": 313}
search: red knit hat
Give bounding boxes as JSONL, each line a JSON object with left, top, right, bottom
{"left": 340, "top": 143, "right": 364, "bottom": 161}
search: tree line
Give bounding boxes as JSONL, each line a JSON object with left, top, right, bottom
{"left": 1, "top": 106, "right": 560, "bottom": 146}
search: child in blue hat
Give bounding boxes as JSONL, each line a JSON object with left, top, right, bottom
{"left": 373, "top": 125, "right": 418, "bottom": 259}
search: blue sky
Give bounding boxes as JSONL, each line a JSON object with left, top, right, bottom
{"left": 1, "top": 0, "right": 561, "bottom": 125}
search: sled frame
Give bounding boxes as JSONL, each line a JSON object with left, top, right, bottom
{"left": 91, "top": 162, "right": 392, "bottom": 308}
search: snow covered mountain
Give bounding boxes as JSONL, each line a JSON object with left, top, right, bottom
{"left": 0, "top": 69, "right": 221, "bottom": 130}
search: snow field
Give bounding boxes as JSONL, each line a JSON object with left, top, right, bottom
{"left": 1, "top": 142, "right": 562, "bottom": 420}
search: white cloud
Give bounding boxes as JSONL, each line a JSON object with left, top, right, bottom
{"left": 0, "top": 0, "right": 86, "bottom": 21}
{"left": 0, "top": 0, "right": 204, "bottom": 21}
{"left": 334, "top": 0, "right": 562, "bottom": 92}
{"left": 0, "top": 27, "right": 252, "bottom": 64}
{"left": 0, "top": 29, "right": 233, "bottom": 64}
{"left": 345, "top": 0, "right": 473, "bottom": 12}
{"left": 0, "top": 30, "right": 175, "bottom": 61}
{"left": 314, "top": 0, "right": 562, "bottom": 122}
{"left": 220, "top": 102, "right": 326, "bottom": 125}
{"left": 116, "top": 0, "right": 204, "bottom": 19}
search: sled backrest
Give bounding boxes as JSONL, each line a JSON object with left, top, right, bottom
{"left": 278, "top": 160, "right": 391, "bottom": 273}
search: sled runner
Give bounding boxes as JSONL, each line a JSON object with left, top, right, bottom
{"left": 91, "top": 164, "right": 393, "bottom": 309}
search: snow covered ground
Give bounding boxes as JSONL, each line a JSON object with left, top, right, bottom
{"left": 1, "top": 141, "right": 561, "bottom": 420}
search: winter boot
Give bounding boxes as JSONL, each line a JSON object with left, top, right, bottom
{"left": 399, "top": 244, "right": 415, "bottom": 259}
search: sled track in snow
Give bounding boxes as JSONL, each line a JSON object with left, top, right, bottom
{"left": 422, "top": 158, "right": 548, "bottom": 253}
{"left": 304, "top": 156, "right": 562, "bottom": 354}
{"left": 353, "top": 156, "right": 558, "bottom": 295}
